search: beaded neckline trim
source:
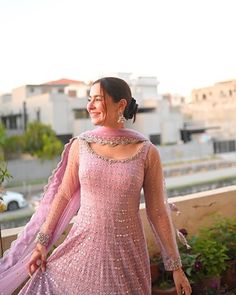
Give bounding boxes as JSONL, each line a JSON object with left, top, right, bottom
{"left": 82, "top": 140, "right": 149, "bottom": 163}
{"left": 79, "top": 133, "right": 145, "bottom": 147}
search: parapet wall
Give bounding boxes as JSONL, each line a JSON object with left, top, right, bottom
{"left": 2, "top": 186, "right": 236, "bottom": 258}
{"left": 140, "top": 185, "right": 236, "bottom": 256}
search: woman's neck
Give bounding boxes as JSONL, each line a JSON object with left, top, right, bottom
{"left": 99, "top": 123, "right": 125, "bottom": 130}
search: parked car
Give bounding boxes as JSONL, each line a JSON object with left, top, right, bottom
{"left": 0, "top": 191, "right": 28, "bottom": 211}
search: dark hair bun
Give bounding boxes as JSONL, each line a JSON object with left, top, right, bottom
{"left": 124, "top": 97, "right": 138, "bottom": 121}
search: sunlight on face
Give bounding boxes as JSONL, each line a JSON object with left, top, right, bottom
{"left": 87, "top": 83, "right": 123, "bottom": 128}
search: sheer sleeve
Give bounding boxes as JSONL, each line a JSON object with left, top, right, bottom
{"left": 40, "top": 139, "right": 80, "bottom": 235}
{"left": 143, "top": 143, "right": 182, "bottom": 271}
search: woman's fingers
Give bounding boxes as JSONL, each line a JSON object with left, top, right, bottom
{"left": 28, "top": 261, "right": 39, "bottom": 276}
{"left": 179, "top": 283, "right": 192, "bottom": 295}
{"left": 176, "top": 286, "right": 182, "bottom": 295}
{"left": 173, "top": 269, "right": 192, "bottom": 295}
{"left": 41, "top": 254, "right": 47, "bottom": 272}
{"left": 28, "top": 250, "right": 44, "bottom": 276}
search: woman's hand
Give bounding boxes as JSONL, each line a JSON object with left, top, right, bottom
{"left": 28, "top": 244, "right": 47, "bottom": 277}
{"left": 173, "top": 268, "right": 192, "bottom": 295}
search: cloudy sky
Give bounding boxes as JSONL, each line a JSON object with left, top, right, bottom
{"left": 0, "top": 0, "right": 236, "bottom": 96}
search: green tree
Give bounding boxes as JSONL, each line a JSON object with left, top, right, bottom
{"left": 24, "top": 122, "right": 63, "bottom": 160}
{"left": 0, "top": 123, "right": 7, "bottom": 161}
{"left": 4, "top": 135, "right": 25, "bottom": 159}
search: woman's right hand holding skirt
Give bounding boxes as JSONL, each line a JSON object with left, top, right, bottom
{"left": 28, "top": 244, "right": 47, "bottom": 276}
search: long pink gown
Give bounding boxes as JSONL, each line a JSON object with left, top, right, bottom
{"left": 19, "top": 130, "right": 181, "bottom": 295}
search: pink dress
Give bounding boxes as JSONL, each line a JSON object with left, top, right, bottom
{"left": 18, "top": 129, "right": 181, "bottom": 295}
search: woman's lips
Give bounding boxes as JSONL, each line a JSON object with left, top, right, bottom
{"left": 90, "top": 112, "right": 100, "bottom": 117}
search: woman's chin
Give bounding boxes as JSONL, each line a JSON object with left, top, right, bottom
{"left": 91, "top": 119, "right": 104, "bottom": 126}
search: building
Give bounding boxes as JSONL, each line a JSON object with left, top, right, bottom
{"left": 0, "top": 79, "right": 90, "bottom": 142}
{"left": 182, "top": 79, "right": 236, "bottom": 140}
{"left": 0, "top": 74, "right": 184, "bottom": 145}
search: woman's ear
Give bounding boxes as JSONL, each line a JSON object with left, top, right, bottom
{"left": 119, "top": 99, "right": 127, "bottom": 112}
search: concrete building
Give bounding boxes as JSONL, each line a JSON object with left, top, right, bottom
{"left": 0, "top": 79, "right": 89, "bottom": 142}
{"left": 182, "top": 79, "right": 236, "bottom": 140}
{"left": 0, "top": 74, "right": 184, "bottom": 145}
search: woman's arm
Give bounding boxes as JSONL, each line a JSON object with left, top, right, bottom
{"left": 143, "top": 143, "right": 181, "bottom": 271}
{"left": 28, "top": 139, "right": 80, "bottom": 275}
{"left": 143, "top": 144, "right": 192, "bottom": 294}
{"left": 39, "top": 139, "right": 80, "bottom": 236}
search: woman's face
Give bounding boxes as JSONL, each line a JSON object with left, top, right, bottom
{"left": 87, "top": 82, "right": 125, "bottom": 128}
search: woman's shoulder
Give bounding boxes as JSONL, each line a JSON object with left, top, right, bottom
{"left": 146, "top": 142, "right": 161, "bottom": 160}
{"left": 76, "top": 129, "right": 93, "bottom": 140}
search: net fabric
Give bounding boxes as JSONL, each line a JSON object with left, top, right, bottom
{"left": 143, "top": 143, "right": 182, "bottom": 271}
{"left": 41, "top": 139, "right": 80, "bottom": 235}
{"left": 0, "top": 138, "right": 81, "bottom": 295}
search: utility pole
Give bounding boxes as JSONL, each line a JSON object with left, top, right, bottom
{"left": 23, "top": 101, "right": 27, "bottom": 130}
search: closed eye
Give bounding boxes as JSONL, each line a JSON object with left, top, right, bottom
{"left": 88, "top": 95, "right": 104, "bottom": 102}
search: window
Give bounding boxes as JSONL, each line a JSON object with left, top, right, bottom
{"left": 202, "top": 94, "right": 207, "bottom": 100}
{"left": 58, "top": 88, "right": 64, "bottom": 94}
{"left": 74, "top": 109, "right": 90, "bottom": 119}
{"left": 68, "top": 90, "right": 77, "bottom": 97}
{"left": 9, "top": 115, "right": 17, "bottom": 129}
{"left": 1, "top": 117, "right": 7, "bottom": 127}
{"left": 36, "top": 109, "right": 41, "bottom": 122}
{"left": 137, "top": 107, "right": 155, "bottom": 113}
{"left": 149, "top": 134, "right": 161, "bottom": 145}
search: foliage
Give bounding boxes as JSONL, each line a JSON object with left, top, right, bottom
{"left": 190, "top": 234, "right": 229, "bottom": 279}
{"left": 151, "top": 219, "right": 235, "bottom": 290}
{"left": 0, "top": 123, "right": 7, "bottom": 162}
{"left": 199, "top": 216, "right": 236, "bottom": 261}
{"left": 4, "top": 135, "right": 25, "bottom": 159}
{"left": 175, "top": 229, "right": 203, "bottom": 284}
{"left": 154, "top": 257, "right": 175, "bottom": 289}
{"left": 179, "top": 249, "right": 201, "bottom": 284}
{"left": 0, "top": 163, "right": 12, "bottom": 185}
{"left": 0, "top": 123, "right": 7, "bottom": 147}
{"left": 150, "top": 254, "right": 160, "bottom": 264}
{"left": 24, "top": 122, "right": 63, "bottom": 160}
{"left": 0, "top": 160, "right": 11, "bottom": 258}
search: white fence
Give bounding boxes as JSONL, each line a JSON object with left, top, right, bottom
{"left": 5, "top": 142, "right": 214, "bottom": 184}
{"left": 158, "top": 141, "right": 214, "bottom": 164}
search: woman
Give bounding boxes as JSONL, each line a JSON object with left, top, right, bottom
{"left": 0, "top": 77, "right": 191, "bottom": 294}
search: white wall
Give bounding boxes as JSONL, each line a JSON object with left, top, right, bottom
{"left": 27, "top": 93, "right": 53, "bottom": 126}
{"left": 73, "top": 119, "right": 93, "bottom": 136}
{"left": 52, "top": 94, "right": 71, "bottom": 134}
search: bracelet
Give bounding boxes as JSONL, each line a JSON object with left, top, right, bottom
{"left": 36, "top": 232, "right": 51, "bottom": 247}
{"left": 165, "top": 257, "right": 182, "bottom": 271}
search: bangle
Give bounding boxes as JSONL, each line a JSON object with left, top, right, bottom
{"left": 36, "top": 232, "right": 51, "bottom": 247}
{"left": 165, "top": 257, "right": 182, "bottom": 271}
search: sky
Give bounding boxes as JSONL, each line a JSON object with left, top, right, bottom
{"left": 0, "top": 0, "right": 236, "bottom": 96}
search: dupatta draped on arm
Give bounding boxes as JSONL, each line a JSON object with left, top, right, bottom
{"left": 0, "top": 138, "right": 81, "bottom": 295}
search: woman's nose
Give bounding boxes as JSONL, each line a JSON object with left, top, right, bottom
{"left": 87, "top": 100, "right": 95, "bottom": 111}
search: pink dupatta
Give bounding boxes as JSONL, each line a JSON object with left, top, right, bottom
{"left": 0, "top": 138, "right": 81, "bottom": 295}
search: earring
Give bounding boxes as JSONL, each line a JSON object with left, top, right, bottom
{"left": 117, "top": 112, "right": 127, "bottom": 123}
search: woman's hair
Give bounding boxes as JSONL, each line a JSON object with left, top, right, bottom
{"left": 92, "top": 77, "right": 138, "bottom": 122}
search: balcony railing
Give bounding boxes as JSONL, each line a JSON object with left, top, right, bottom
{"left": 2, "top": 185, "right": 236, "bottom": 256}
{"left": 1, "top": 185, "right": 236, "bottom": 294}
